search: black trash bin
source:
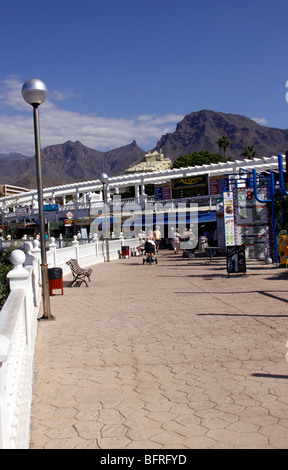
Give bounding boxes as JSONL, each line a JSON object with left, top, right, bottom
{"left": 48, "top": 267, "right": 63, "bottom": 280}
{"left": 48, "top": 267, "right": 63, "bottom": 295}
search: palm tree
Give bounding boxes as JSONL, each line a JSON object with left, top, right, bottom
{"left": 217, "top": 136, "right": 231, "bottom": 159}
{"left": 241, "top": 145, "right": 258, "bottom": 160}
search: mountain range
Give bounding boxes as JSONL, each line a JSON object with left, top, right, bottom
{"left": 153, "top": 110, "right": 288, "bottom": 160}
{"left": 1, "top": 109, "right": 288, "bottom": 189}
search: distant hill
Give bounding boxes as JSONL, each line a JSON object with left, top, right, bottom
{"left": 0, "top": 140, "right": 146, "bottom": 189}
{"left": 0, "top": 152, "right": 30, "bottom": 161}
{"left": 154, "top": 110, "right": 288, "bottom": 161}
{"left": 1, "top": 110, "right": 288, "bottom": 190}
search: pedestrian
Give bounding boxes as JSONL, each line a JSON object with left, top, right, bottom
{"left": 172, "top": 228, "right": 180, "bottom": 254}
{"left": 182, "top": 227, "right": 190, "bottom": 257}
{"left": 144, "top": 231, "right": 156, "bottom": 259}
{"left": 153, "top": 226, "right": 161, "bottom": 253}
{"left": 136, "top": 230, "right": 145, "bottom": 255}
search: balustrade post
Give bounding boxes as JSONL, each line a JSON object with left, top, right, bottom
{"left": 91, "top": 233, "right": 99, "bottom": 257}
{"left": 49, "top": 237, "right": 57, "bottom": 251}
{"left": 72, "top": 235, "right": 79, "bottom": 261}
{"left": 32, "top": 239, "right": 41, "bottom": 286}
{"left": 0, "top": 341, "right": 9, "bottom": 449}
{"left": 24, "top": 242, "right": 38, "bottom": 307}
{"left": 23, "top": 242, "right": 35, "bottom": 267}
{"left": 7, "top": 250, "right": 30, "bottom": 291}
{"left": 49, "top": 237, "right": 57, "bottom": 267}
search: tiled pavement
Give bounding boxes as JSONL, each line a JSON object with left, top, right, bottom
{"left": 29, "top": 250, "right": 288, "bottom": 449}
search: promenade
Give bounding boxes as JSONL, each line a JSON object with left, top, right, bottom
{"left": 29, "top": 250, "right": 288, "bottom": 449}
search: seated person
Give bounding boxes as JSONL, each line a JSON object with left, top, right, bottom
{"left": 136, "top": 230, "right": 145, "bottom": 255}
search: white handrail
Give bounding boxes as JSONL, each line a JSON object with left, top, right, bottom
{"left": 0, "top": 237, "right": 140, "bottom": 448}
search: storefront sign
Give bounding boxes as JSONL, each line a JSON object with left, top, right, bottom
{"left": 64, "top": 219, "right": 74, "bottom": 226}
{"left": 43, "top": 204, "right": 59, "bottom": 211}
{"left": 171, "top": 175, "right": 209, "bottom": 198}
{"left": 16, "top": 206, "right": 30, "bottom": 216}
{"left": 155, "top": 182, "right": 171, "bottom": 201}
{"left": 209, "top": 176, "right": 229, "bottom": 196}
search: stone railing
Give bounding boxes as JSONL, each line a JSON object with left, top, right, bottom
{"left": 45, "top": 234, "right": 140, "bottom": 274}
{"left": 0, "top": 236, "right": 140, "bottom": 448}
{"left": 0, "top": 247, "right": 40, "bottom": 449}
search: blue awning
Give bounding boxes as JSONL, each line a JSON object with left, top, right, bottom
{"left": 198, "top": 212, "right": 216, "bottom": 223}
{"left": 123, "top": 211, "right": 216, "bottom": 228}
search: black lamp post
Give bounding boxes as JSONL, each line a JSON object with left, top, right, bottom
{"left": 22, "top": 78, "right": 55, "bottom": 320}
{"left": 99, "top": 173, "right": 110, "bottom": 261}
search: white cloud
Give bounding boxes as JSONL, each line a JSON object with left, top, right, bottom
{"left": 0, "top": 76, "right": 184, "bottom": 156}
{"left": 0, "top": 74, "right": 29, "bottom": 111}
{"left": 51, "top": 89, "right": 81, "bottom": 101}
{"left": 251, "top": 116, "right": 268, "bottom": 126}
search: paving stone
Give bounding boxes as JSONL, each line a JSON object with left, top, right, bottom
{"left": 73, "top": 420, "right": 103, "bottom": 440}
{"left": 29, "top": 253, "right": 288, "bottom": 449}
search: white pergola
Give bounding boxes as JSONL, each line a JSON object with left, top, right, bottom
{"left": 0, "top": 154, "right": 284, "bottom": 211}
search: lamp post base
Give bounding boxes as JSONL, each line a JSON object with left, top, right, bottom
{"left": 39, "top": 263, "right": 56, "bottom": 321}
{"left": 38, "top": 314, "right": 56, "bottom": 321}
{"left": 106, "top": 239, "right": 110, "bottom": 262}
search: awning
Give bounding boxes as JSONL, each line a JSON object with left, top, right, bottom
{"left": 122, "top": 211, "right": 216, "bottom": 228}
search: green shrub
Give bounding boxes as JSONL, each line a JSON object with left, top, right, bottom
{"left": 0, "top": 246, "right": 16, "bottom": 308}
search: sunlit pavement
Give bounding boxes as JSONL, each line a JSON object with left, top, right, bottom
{"left": 30, "top": 250, "right": 288, "bottom": 449}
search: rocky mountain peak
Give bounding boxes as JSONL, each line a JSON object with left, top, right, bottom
{"left": 155, "top": 110, "right": 288, "bottom": 161}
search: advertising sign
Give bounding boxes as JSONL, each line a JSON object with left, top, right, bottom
{"left": 234, "top": 188, "right": 270, "bottom": 259}
{"left": 81, "top": 228, "right": 88, "bottom": 239}
{"left": 216, "top": 198, "right": 225, "bottom": 251}
{"left": 64, "top": 219, "right": 73, "bottom": 227}
{"left": 223, "top": 191, "right": 235, "bottom": 246}
{"left": 226, "top": 245, "right": 246, "bottom": 274}
{"left": 171, "top": 175, "right": 209, "bottom": 198}
{"left": 43, "top": 204, "right": 60, "bottom": 211}
{"left": 209, "top": 176, "right": 229, "bottom": 196}
{"left": 154, "top": 182, "right": 171, "bottom": 201}
{"left": 16, "top": 206, "right": 30, "bottom": 216}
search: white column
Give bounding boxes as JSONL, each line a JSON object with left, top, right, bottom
{"left": 135, "top": 184, "right": 140, "bottom": 202}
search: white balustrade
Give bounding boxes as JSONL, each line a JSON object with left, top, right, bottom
{"left": 0, "top": 236, "right": 140, "bottom": 448}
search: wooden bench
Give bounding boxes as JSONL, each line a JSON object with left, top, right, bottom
{"left": 66, "top": 259, "right": 92, "bottom": 287}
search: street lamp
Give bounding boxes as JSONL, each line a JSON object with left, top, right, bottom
{"left": 22, "top": 78, "right": 55, "bottom": 320}
{"left": 99, "top": 173, "right": 110, "bottom": 261}
{"left": 86, "top": 192, "right": 92, "bottom": 239}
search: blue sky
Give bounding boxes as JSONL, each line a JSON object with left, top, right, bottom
{"left": 0, "top": 0, "right": 287, "bottom": 155}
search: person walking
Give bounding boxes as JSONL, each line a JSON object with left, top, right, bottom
{"left": 153, "top": 226, "right": 161, "bottom": 253}
{"left": 172, "top": 228, "right": 180, "bottom": 254}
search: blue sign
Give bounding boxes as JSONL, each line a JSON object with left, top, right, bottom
{"left": 44, "top": 204, "right": 60, "bottom": 211}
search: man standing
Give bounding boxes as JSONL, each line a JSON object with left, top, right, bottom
{"left": 153, "top": 226, "right": 161, "bottom": 253}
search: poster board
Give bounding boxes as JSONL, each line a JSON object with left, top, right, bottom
{"left": 223, "top": 191, "right": 235, "bottom": 246}
{"left": 226, "top": 245, "right": 246, "bottom": 274}
{"left": 209, "top": 176, "right": 229, "bottom": 196}
{"left": 81, "top": 227, "right": 88, "bottom": 239}
{"left": 234, "top": 188, "right": 270, "bottom": 260}
{"left": 154, "top": 182, "right": 171, "bottom": 201}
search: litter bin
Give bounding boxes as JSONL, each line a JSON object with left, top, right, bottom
{"left": 121, "top": 246, "right": 130, "bottom": 258}
{"left": 48, "top": 267, "right": 64, "bottom": 296}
